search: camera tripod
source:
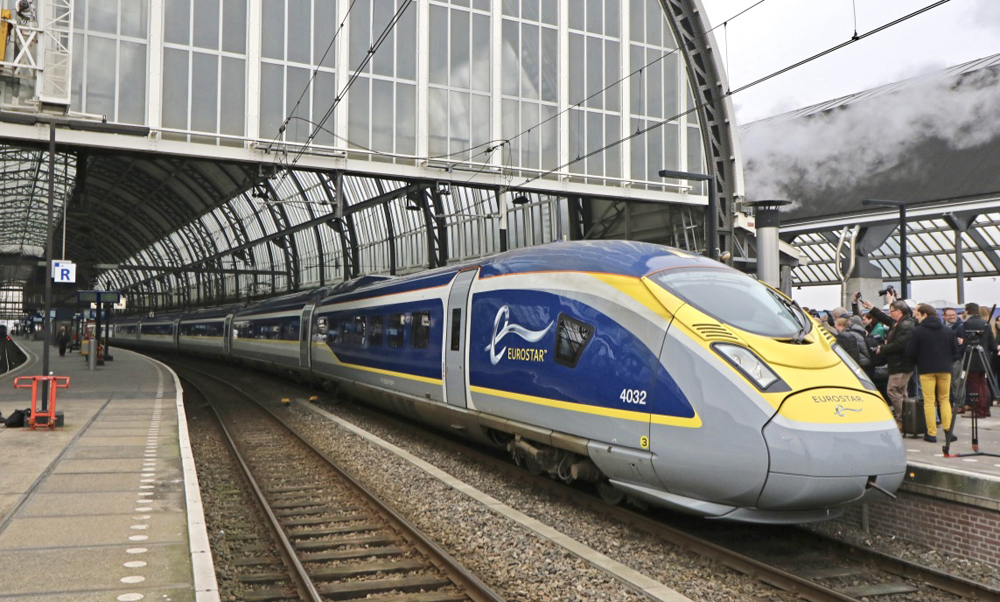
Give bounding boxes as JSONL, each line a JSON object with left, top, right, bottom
{"left": 943, "top": 340, "right": 1000, "bottom": 457}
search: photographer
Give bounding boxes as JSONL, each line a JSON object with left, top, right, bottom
{"left": 961, "top": 303, "right": 996, "bottom": 419}
{"left": 906, "top": 303, "right": 959, "bottom": 443}
{"left": 860, "top": 294, "right": 916, "bottom": 431}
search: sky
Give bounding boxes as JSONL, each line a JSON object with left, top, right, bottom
{"left": 700, "top": 0, "right": 1000, "bottom": 124}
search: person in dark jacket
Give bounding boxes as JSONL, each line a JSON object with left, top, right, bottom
{"left": 834, "top": 317, "right": 873, "bottom": 369}
{"left": 960, "top": 303, "right": 996, "bottom": 419}
{"left": 906, "top": 303, "right": 959, "bottom": 443}
{"left": 861, "top": 296, "right": 916, "bottom": 431}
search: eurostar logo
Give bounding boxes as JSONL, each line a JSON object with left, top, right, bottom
{"left": 834, "top": 404, "right": 863, "bottom": 417}
{"left": 486, "top": 305, "right": 553, "bottom": 365}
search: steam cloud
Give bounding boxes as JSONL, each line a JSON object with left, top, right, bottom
{"left": 739, "top": 61, "right": 1000, "bottom": 212}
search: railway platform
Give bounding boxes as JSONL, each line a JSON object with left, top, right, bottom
{"left": 0, "top": 338, "right": 216, "bottom": 602}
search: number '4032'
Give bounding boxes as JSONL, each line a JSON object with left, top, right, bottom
{"left": 619, "top": 389, "right": 647, "bottom": 405}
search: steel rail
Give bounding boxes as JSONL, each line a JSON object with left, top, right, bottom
{"left": 184, "top": 376, "right": 325, "bottom": 602}
{"left": 178, "top": 364, "right": 504, "bottom": 602}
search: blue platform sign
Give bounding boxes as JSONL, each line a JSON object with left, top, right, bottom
{"left": 52, "top": 260, "right": 76, "bottom": 283}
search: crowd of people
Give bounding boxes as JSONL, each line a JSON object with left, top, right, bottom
{"left": 803, "top": 295, "right": 999, "bottom": 443}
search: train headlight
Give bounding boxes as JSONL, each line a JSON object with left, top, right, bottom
{"left": 831, "top": 344, "right": 877, "bottom": 391}
{"left": 713, "top": 343, "right": 782, "bottom": 390}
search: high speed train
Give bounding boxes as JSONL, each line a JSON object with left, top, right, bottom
{"left": 113, "top": 240, "right": 906, "bottom": 523}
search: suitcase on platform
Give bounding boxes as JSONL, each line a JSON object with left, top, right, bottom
{"left": 902, "top": 397, "right": 926, "bottom": 437}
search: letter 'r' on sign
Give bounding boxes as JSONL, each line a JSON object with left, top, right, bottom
{"left": 52, "top": 260, "right": 76, "bottom": 283}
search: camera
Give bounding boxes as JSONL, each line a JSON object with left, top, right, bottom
{"left": 854, "top": 292, "right": 862, "bottom": 301}
{"left": 878, "top": 285, "right": 896, "bottom": 296}
{"left": 964, "top": 327, "right": 985, "bottom": 346}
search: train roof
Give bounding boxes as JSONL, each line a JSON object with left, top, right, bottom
{"left": 476, "top": 240, "right": 719, "bottom": 279}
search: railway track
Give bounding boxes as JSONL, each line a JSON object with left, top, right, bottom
{"left": 178, "top": 366, "right": 504, "bottom": 602}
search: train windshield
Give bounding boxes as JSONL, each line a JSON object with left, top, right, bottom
{"left": 650, "top": 269, "right": 808, "bottom": 338}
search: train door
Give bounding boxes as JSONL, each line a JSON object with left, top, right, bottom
{"left": 223, "top": 315, "right": 234, "bottom": 355}
{"left": 299, "top": 304, "right": 315, "bottom": 368}
{"left": 444, "top": 270, "right": 477, "bottom": 408}
{"left": 172, "top": 319, "right": 181, "bottom": 349}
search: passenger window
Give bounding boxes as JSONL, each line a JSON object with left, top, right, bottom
{"left": 368, "top": 316, "right": 383, "bottom": 346}
{"left": 554, "top": 314, "right": 594, "bottom": 368}
{"left": 387, "top": 314, "right": 404, "bottom": 348}
{"left": 412, "top": 311, "right": 431, "bottom": 349}
{"left": 450, "top": 309, "right": 462, "bottom": 351}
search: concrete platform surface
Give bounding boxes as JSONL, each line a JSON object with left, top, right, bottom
{"left": 0, "top": 339, "right": 216, "bottom": 602}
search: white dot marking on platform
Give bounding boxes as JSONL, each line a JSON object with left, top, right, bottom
{"left": 126, "top": 548, "right": 147, "bottom": 554}
{"left": 138, "top": 491, "right": 153, "bottom": 496}
{"left": 120, "top": 576, "right": 145, "bottom": 584}
{"left": 141, "top": 479, "right": 155, "bottom": 483}
{"left": 135, "top": 507, "right": 152, "bottom": 512}
{"left": 130, "top": 524, "right": 148, "bottom": 531}
{"left": 123, "top": 561, "right": 147, "bottom": 569}
{"left": 139, "top": 485, "right": 154, "bottom": 490}
{"left": 128, "top": 535, "right": 148, "bottom": 541}
{"left": 962, "top": 458, "right": 979, "bottom": 462}
{"left": 117, "top": 594, "right": 144, "bottom": 601}
{"left": 132, "top": 515, "right": 151, "bottom": 520}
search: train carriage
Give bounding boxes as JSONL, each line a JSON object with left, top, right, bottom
{"left": 119, "top": 240, "right": 907, "bottom": 523}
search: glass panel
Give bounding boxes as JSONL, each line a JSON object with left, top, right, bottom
{"left": 397, "top": 83, "right": 416, "bottom": 156}
{"left": 259, "top": 62, "right": 284, "bottom": 140}
{"left": 587, "top": 111, "right": 603, "bottom": 175}
{"left": 164, "top": 0, "right": 191, "bottom": 45}
{"left": 287, "top": 0, "right": 311, "bottom": 64}
{"left": 501, "top": 19, "right": 519, "bottom": 96}
{"left": 664, "top": 53, "right": 678, "bottom": 119}
{"left": 471, "top": 94, "right": 490, "bottom": 150}
{"left": 521, "top": 23, "right": 539, "bottom": 100}
{"left": 221, "top": 57, "right": 246, "bottom": 136}
{"left": 193, "top": 0, "right": 220, "bottom": 49}
{"left": 372, "top": 1, "right": 395, "bottom": 76}
{"left": 71, "top": 32, "right": 84, "bottom": 112}
{"left": 540, "top": 27, "right": 557, "bottom": 102}
{"left": 568, "top": 0, "right": 584, "bottom": 30}
{"left": 371, "top": 79, "right": 394, "bottom": 153}
{"left": 541, "top": 0, "right": 557, "bottom": 25}
{"left": 605, "top": 0, "right": 620, "bottom": 38}
{"left": 348, "top": 0, "right": 370, "bottom": 66}
{"left": 646, "top": 48, "right": 662, "bottom": 118}
{"left": 451, "top": 10, "right": 470, "bottom": 89}
{"left": 261, "top": 0, "right": 284, "bottom": 59}
{"left": 118, "top": 42, "right": 147, "bottom": 124}
{"left": 162, "top": 48, "right": 190, "bottom": 129}
{"left": 428, "top": 87, "right": 449, "bottom": 157}
{"left": 430, "top": 6, "right": 448, "bottom": 85}
{"left": 121, "top": 1, "right": 148, "bottom": 38}
{"left": 568, "top": 33, "right": 584, "bottom": 104}
{"left": 540, "top": 104, "right": 558, "bottom": 170}
{"left": 629, "top": 44, "right": 643, "bottom": 114}
{"left": 522, "top": 0, "right": 539, "bottom": 22}
{"left": 472, "top": 14, "right": 490, "bottom": 92}
{"left": 586, "top": 0, "right": 601, "bottom": 34}
{"left": 223, "top": 0, "right": 248, "bottom": 53}
{"left": 646, "top": 0, "right": 662, "bottom": 45}
{"left": 89, "top": 0, "right": 117, "bottom": 34}
{"left": 630, "top": 0, "right": 644, "bottom": 43}
{"left": 502, "top": 0, "right": 518, "bottom": 18}
{"left": 312, "top": 70, "right": 337, "bottom": 146}
{"left": 605, "top": 39, "right": 619, "bottom": 111}
{"left": 286, "top": 66, "right": 310, "bottom": 143}
{"left": 397, "top": 5, "right": 417, "bottom": 80}
{"left": 450, "top": 91, "right": 470, "bottom": 157}
{"left": 606, "top": 114, "right": 621, "bottom": 178}
{"left": 586, "top": 36, "right": 602, "bottom": 109}
{"left": 86, "top": 36, "right": 116, "bottom": 118}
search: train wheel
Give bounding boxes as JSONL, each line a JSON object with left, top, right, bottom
{"left": 597, "top": 481, "right": 624, "bottom": 505}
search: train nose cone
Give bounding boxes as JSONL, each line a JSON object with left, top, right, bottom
{"left": 757, "top": 388, "right": 906, "bottom": 510}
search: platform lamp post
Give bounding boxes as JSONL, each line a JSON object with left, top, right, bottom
{"left": 862, "top": 199, "right": 908, "bottom": 300}
{"left": 658, "top": 169, "right": 718, "bottom": 261}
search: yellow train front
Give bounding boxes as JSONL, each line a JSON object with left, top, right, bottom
{"left": 637, "top": 257, "right": 906, "bottom": 523}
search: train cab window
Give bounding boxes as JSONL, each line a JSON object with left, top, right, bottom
{"left": 387, "top": 314, "right": 404, "bottom": 348}
{"left": 554, "top": 314, "right": 593, "bottom": 368}
{"left": 368, "top": 316, "right": 383, "bottom": 346}
{"left": 450, "top": 309, "right": 462, "bottom": 351}
{"left": 412, "top": 311, "right": 431, "bottom": 349}
{"left": 326, "top": 319, "right": 342, "bottom": 345}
